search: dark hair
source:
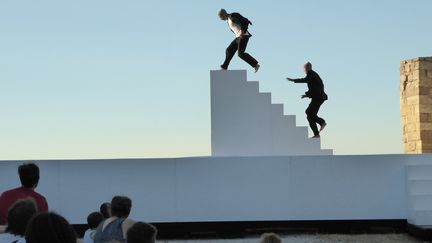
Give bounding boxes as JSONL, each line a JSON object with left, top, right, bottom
{"left": 25, "top": 212, "right": 77, "bottom": 243}
{"left": 99, "top": 202, "right": 111, "bottom": 219}
{"left": 110, "top": 196, "right": 132, "bottom": 218}
{"left": 87, "top": 212, "right": 104, "bottom": 229}
{"left": 127, "top": 222, "right": 157, "bottom": 243}
{"left": 18, "top": 163, "right": 40, "bottom": 188}
{"left": 6, "top": 199, "right": 37, "bottom": 236}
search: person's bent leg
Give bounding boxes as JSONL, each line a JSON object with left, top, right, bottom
{"left": 221, "top": 38, "right": 239, "bottom": 69}
{"left": 306, "top": 109, "right": 320, "bottom": 136}
{"left": 237, "top": 36, "right": 258, "bottom": 68}
{"left": 306, "top": 100, "right": 321, "bottom": 136}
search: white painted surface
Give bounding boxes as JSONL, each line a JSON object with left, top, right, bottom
{"left": 0, "top": 154, "right": 420, "bottom": 225}
{"left": 210, "top": 70, "right": 332, "bottom": 156}
{"left": 405, "top": 155, "right": 432, "bottom": 227}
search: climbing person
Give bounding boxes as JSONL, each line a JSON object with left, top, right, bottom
{"left": 218, "top": 9, "right": 260, "bottom": 73}
{"left": 287, "top": 62, "right": 328, "bottom": 138}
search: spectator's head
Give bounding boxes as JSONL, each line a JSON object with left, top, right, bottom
{"left": 218, "top": 8, "right": 228, "bottom": 20}
{"left": 100, "top": 202, "right": 112, "bottom": 219}
{"left": 126, "top": 222, "right": 157, "bottom": 243}
{"left": 87, "top": 212, "right": 104, "bottom": 230}
{"left": 25, "top": 212, "right": 77, "bottom": 243}
{"left": 110, "top": 196, "right": 132, "bottom": 218}
{"left": 18, "top": 163, "right": 40, "bottom": 189}
{"left": 6, "top": 199, "right": 37, "bottom": 236}
{"left": 304, "top": 62, "right": 312, "bottom": 73}
{"left": 260, "top": 233, "right": 282, "bottom": 243}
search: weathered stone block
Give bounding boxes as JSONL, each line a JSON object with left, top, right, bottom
{"left": 400, "top": 56, "right": 432, "bottom": 154}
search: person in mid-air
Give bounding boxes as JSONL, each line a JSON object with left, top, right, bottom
{"left": 218, "top": 9, "right": 260, "bottom": 73}
{"left": 287, "top": 62, "right": 328, "bottom": 138}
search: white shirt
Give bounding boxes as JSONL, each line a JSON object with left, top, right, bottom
{"left": 0, "top": 233, "right": 25, "bottom": 243}
{"left": 228, "top": 17, "right": 249, "bottom": 38}
{"left": 83, "top": 229, "right": 96, "bottom": 243}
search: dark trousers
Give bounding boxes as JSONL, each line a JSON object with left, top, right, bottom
{"left": 221, "top": 36, "right": 258, "bottom": 69}
{"left": 306, "top": 98, "right": 326, "bottom": 136}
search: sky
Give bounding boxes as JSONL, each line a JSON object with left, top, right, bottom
{"left": 0, "top": 0, "right": 431, "bottom": 160}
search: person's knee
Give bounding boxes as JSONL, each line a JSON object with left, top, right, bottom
{"left": 238, "top": 51, "right": 246, "bottom": 58}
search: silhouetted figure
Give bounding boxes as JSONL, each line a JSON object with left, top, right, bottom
{"left": 287, "top": 62, "right": 328, "bottom": 138}
{"left": 127, "top": 222, "right": 157, "bottom": 243}
{"left": 218, "top": 9, "right": 260, "bottom": 73}
{"left": 0, "top": 163, "right": 48, "bottom": 225}
{"left": 100, "top": 202, "right": 111, "bottom": 219}
{"left": 25, "top": 212, "right": 77, "bottom": 243}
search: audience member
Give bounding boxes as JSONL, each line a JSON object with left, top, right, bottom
{"left": 260, "top": 233, "right": 282, "bottom": 243}
{"left": 0, "top": 163, "right": 48, "bottom": 225}
{"left": 126, "top": 222, "right": 157, "bottom": 243}
{"left": 94, "top": 196, "right": 135, "bottom": 243}
{"left": 100, "top": 203, "right": 111, "bottom": 219}
{"left": 0, "top": 199, "right": 37, "bottom": 243}
{"left": 83, "top": 212, "right": 104, "bottom": 243}
{"left": 25, "top": 212, "right": 76, "bottom": 243}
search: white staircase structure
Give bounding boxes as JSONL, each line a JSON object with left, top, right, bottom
{"left": 210, "top": 70, "right": 332, "bottom": 156}
{"left": 406, "top": 156, "right": 432, "bottom": 228}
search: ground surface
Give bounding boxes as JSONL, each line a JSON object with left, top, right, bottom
{"left": 162, "top": 234, "right": 426, "bottom": 243}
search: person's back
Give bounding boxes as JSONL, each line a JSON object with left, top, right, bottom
{"left": 94, "top": 218, "right": 125, "bottom": 243}
{"left": 25, "top": 212, "right": 77, "bottom": 243}
{"left": 93, "top": 196, "right": 134, "bottom": 243}
{"left": 126, "top": 222, "right": 157, "bottom": 243}
{"left": 303, "top": 70, "right": 327, "bottom": 100}
{"left": 0, "top": 163, "right": 48, "bottom": 225}
{"left": 0, "top": 199, "right": 37, "bottom": 243}
{"left": 83, "top": 212, "right": 104, "bottom": 243}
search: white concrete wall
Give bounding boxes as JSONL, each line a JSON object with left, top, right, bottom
{"left": 210, "top": 70, "right": 332, "bottom": 157}
{"left": 0, "top": 154, "right": 419, "bottom": 225}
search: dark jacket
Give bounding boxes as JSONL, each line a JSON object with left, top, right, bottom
{"left": 293, "top": 70, "right": 328, "bottom": 100}
{"left": 228, "top": 12, "right": 252, "bottom": 36}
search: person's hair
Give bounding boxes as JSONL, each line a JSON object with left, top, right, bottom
{"left": 100, "top": 202, "right": 111, "bottom": 219}
{"left": 18, "top": 163, "right": 40, "bottom": 188}
{"left": 126, "top": 222, "right": 157, "bottom": 243}
{"left": 305, "top": 62, "right": 312, "bottom": 69}
{"left": 260, "top": 233, "right": 282, "bottom": 243}
{"left": 6, "top": 199, "right": 37, "bottom": 236}
{"left": 25, "top": 212, "right": 77, "bottom": 243}
{"left": 110, "top": 196, "right": 132, "bottom": 218}
{"left": 87, "top": 212, "right": 104, "bottom": 229}
{"left": 218, "top": 8, "right": 228, "bottom": 19}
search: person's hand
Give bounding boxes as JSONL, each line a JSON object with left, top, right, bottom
{"left": 286, "top": 78, "right": 295, "bottom": 82}
{"left": 301, "top": 94, "right": 308, "bottom": 99}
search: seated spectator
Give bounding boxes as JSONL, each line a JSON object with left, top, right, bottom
{"left": 0, "top": 199, "right": 37, "bottom": 243}
{"left": 83, "top": 212, "right": 104, "bottom": 243}
{"left": 0, "top": 163, "right": 48, "bottom": 225}
{"left": 94, "top": 196, "right": 135, "bottom": 243}
{"left": 25, "top": 212, "right": 76, "bottom": 243}
{"left": 260, "top": 233, "right": 282, "bottom": 243}
{"left": 100, "top": 203, "right": 111, "bottom": 219}
{"left": 126, "top": 222, "right": 157, "bottom": 243}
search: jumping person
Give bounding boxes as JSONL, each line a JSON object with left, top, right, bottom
{"left": 287, "top": 62, "right": 328, "bottom": 138}
{"left": 218, "top": 9, "right": 260, "bottom": 73}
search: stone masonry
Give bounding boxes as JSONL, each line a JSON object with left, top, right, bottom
{"left": 400, "top": 57, "right": 432, "bottom": 153}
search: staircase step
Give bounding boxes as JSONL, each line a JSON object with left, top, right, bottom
{"left": 284, "top": 115, "right": 296, "bottom": 126}
{"left": 210, "top": 70, "right": 332, "bottom": 156}
{"left": 408, "top": 180, "right": 432, "bottom": 195}
{"left": 409, "top": 210, "right": 432, "bottom": 226}
{"left": 271, "top": 104, "right": 284, "bottom": 116}
{"left": 246, "top": 81, "right": 259, "bottom": 93}
{"left": 412, "top": 195, "right": 432, "bottom": 210}
{"left": 407, "top": 165, "right": 432, "bottom": 180}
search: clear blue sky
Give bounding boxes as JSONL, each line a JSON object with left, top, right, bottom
{"left": 0, "top": 0, "right": 431, "bottom": 159}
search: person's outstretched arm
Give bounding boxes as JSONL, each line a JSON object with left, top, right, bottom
{"left": 287, "top": 72, "right": 312, "bottom": 83}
